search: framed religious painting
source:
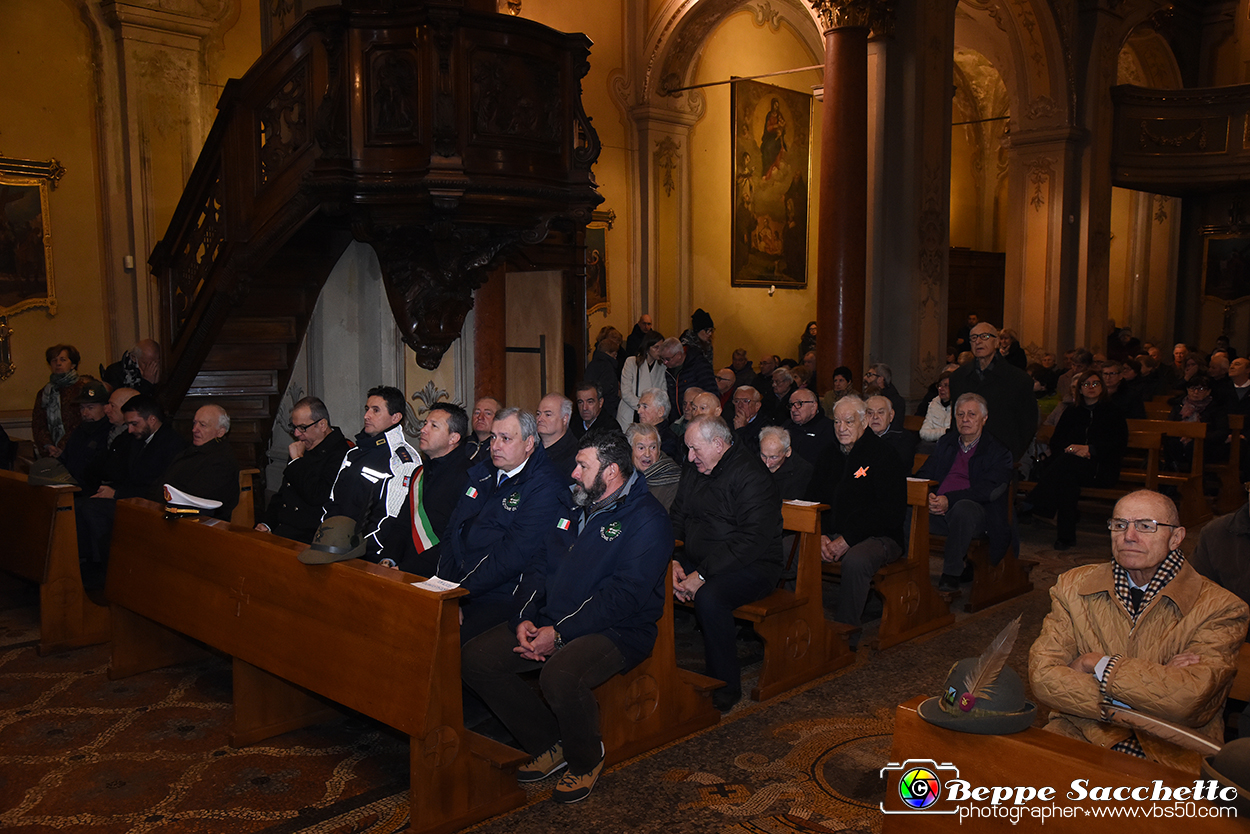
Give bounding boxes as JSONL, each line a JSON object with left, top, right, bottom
{"left": 1202, "top": 229, "right": 1250, "bottom": 303}
{"left": 0, "top": 156, "right": 63, "bottom": 316}
{"left": 730, "top": 79, "right": 811, "bottom": 288}
{"left": 585, "top": 224, "right": 608, "bottom": 317}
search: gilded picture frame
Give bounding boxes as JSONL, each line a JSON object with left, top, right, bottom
{"left": 731, "top": 79, "right": 811, "bottom": 288}
{"left": 0, "top": 155, "right": 63, "bottom": 317}
{"left": 585, "top": 225, "right": 608, "bottom": 317}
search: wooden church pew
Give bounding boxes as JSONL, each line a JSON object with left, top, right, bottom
{"left": 883, "top": 696, "right": 1239, "bottom": 831}
{"left": 0, "top": 470, "right": 110, "bottom": 655}
{"left": 106, "top": 499, "right": 526, "bottom": 834}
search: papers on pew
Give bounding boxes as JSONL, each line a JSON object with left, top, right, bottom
{"left": 413, "top": 576, "right": 460, "bottom": 592}
{"left": 783, "top": 500, "right": 820, "bottom": 506}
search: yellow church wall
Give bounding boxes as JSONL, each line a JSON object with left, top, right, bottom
{"left": 1107, "top": 186, "right": 1131, "bottom": 327}
{"left": 0, "top": 4, "right": 109, "bottom": 421}
{"left": 686, "top": 10, "right": 822, "bottom": 366}
{"left": 0, "top": 3, "right": 262, "bottom": 424}
{"left": 949, "top": 126, "right": 979, "bottom": 249}
{"left": 520, "top": 0, "right": 636, "bottom": 348}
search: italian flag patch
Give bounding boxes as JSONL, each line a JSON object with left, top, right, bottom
{"left": 557, "top": 518, "right": 571, "bottom": 530}
{"left": 466, "top": 486, "right": 478, "bottom": 498}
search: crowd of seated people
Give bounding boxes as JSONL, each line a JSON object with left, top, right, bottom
{"left": 20, "top": 314, "right": 1250, "bottom": 803}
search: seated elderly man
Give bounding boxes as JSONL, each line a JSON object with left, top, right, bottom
{"left": 731, "top": 385, "right": 769, "bottom": 453}
{"left": 257, "top": 396, "right": 351, "bottom": 542}
{"left": 1029, "top": 489, "right": 1249, "bottom": 772}
{"left": 691, "top": 390, "right": 723, "bottom": 420}
{"left": 462, "top": 429, "right": 671, "bottom": 803}
{"left": 782, "top": 387, "right": 834, "bottom": 465}
{"left": 626, "top": 422, "right": 680, "bottom": 511}
{"left": 537, "top": 393, "right": 578, "bottom": 478}
{"left": 865, "top": 394, "right": 918, "bottom": 469}
{"left": 163, "top": 403, "right": 240, "bottom": 520}
{"left": 758, "top": 426, "right": 812, "bottom": 500}
{"left": 804, "top": 396, "right": 907, "bottom": 630}
{"left": 861, "top": 364, "right": 905, "bottom": 430}
{"left": 670, "top": 416, "right": 782, "bottom": 711}
{"left": 437, "top": 407, "right": 565, "bottom": 641}
{"left": 915, "top": 394, "right": 1014, "bottom": 594}
{"left": 637, "top": 387, "right": 680, "bottom": 460}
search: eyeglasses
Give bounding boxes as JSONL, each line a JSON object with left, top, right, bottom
{"left": 790, "top": 400, "right": 817, "bottom": 408}
{"left": 1107, "top": 518, "right": 1180, "bottom": 534}
{"left": 969, "top": 333, "right": 998, "bottom": 342}
{"left": 289, "top": 417, "right": 325, "bottom": 434}
{"left": 1080, "top": 381, "right": 1102, "bottom": 389}
{"left": 732, "top": 398, "right": 753, "bottom": 405}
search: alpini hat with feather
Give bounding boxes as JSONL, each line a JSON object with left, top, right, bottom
{"left": 918, "top": 616, "right": 1036, "bottom": 734}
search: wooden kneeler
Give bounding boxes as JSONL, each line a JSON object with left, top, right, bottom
{"left": 0, "top": 470, "right": 110, "bottom": 655}
{"left": 106, "top": 500, "right": 526, "bottom": 834}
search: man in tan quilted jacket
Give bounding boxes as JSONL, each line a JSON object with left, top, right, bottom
{"left": 1030, "top": 489, "right": 1249, "bottom": 772}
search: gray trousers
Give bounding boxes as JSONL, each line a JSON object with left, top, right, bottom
{"left": 929, "top": 499, "right": 988, "bottom": 576}
{"left": 834, "top": 535, "right": 902, "bottom": 626}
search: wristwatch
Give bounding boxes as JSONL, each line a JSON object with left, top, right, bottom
{"left": 553, "top": 630, "right": 565, "bottom": 650}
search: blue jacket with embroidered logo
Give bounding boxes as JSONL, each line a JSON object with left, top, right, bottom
{"left": 436, "top": 440, "right": 565, "bottom": 606}
{"left": 513, "top": 471, "right": 673, "bottom": 669}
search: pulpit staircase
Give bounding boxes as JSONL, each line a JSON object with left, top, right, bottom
{"left": 149, "top": 0, "right": 601, "bottom": 483}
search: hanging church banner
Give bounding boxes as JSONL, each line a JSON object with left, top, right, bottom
{"left": 0, "top": 156, "right": 62, "bottom": 317}
{"left": 731, "top": 80, "right": 811, "bottom": 289}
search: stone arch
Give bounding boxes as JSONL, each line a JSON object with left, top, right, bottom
{"left": 954, "top": 0, "right": 1072, "bottom": 131}
{"left": 619, "top": 0, "right": 828, "bottom": 339}
{"left": 951, "top": 0, "right": 1074, "bottom": 357}
{"left": 645, "top": 0, "right": 825, "bottom": 107}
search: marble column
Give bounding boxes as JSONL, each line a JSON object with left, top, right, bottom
{"left": 809, "top": 1, "right": 890, "bottom": 392}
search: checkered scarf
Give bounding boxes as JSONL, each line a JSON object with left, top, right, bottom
{"left": 1103, "top": 547, "right": 1185, "bottom": 760}
{"left": 1112, "top": 547, "right": 1185, "bottom": 627}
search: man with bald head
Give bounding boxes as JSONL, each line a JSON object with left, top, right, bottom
{"left": 692, "top": 390, "right": 722, "bottom": 419}
{"left": 804, "top": 396, "right": 907, "bottom": 631}
{"left": 1030, "top": 489, "right": 1249, "bottom": 771}
{"left": 466, "top": 397, "right": 501, "bottom": 464}
{"left": 865, "top": 394, "right": 917, "bottom": 468}
{"left": 625, "top": 313, "right": 655, "bottom": 358}
{"left": 537, "top": 393, "right": 578, "bottom": 478}
{"left": 732, "top": 385, "right": 769, "bottom": 453}
{"left": 163, "top": 403, "right": 241, "bottom": 520}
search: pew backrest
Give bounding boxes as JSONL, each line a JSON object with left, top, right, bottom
{"left": 0, "top": 469, "right": 78, "bottom": 584}
{"left": 108, "top": 499, "right": 467, "bottom": 736}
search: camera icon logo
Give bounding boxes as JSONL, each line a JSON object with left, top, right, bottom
{"left": 880, "top": 759, "right": 960, "bottom": 814}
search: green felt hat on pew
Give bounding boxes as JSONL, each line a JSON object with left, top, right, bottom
{"left": 1202, "top": 738, "right": 1250, "bottom": 817}
{"left": 28, "top": 457, "right": 78, "bottom": 487}
{"left": 299, "top": 515, "right": 365, "bottom": 564}
{"left": 918, "top": 615, "right": 1036, "bottom": 735}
